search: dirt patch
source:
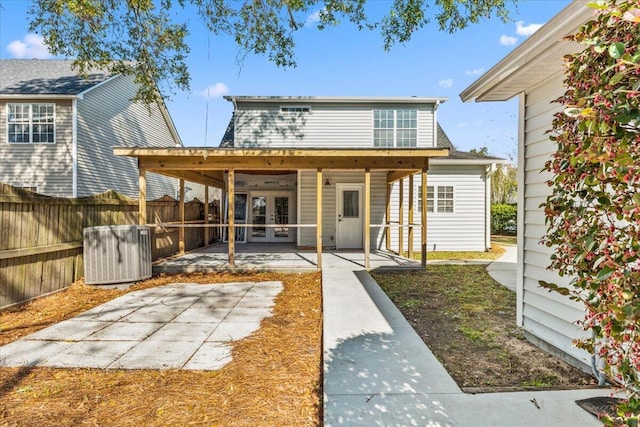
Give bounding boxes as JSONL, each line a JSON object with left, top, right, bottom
{"left": 373, "top": 265, "right": 598, "bottom": 393}
{"left": 0, "top": 272, "right": 322, "bottom": 426}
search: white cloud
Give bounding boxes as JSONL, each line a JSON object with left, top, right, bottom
{"left": 438, "top": 79, "right": 454, "bottom": 89}
{"left": 6, "top": 34, "right": 52, "bottom": 59}
{"left": 499, "top": 35, "right": 518, "bottom": 46}
{"left": 465, "top": 68, "right": 485, "bottom": 76}
{"left": 516, "top": 21, "right": 542, "bottom": 37}
{"left": 305, "top": 10, "right": 321, "bottom": 27}
{"left": 200, "top": 83, "right": 230, "bottom": 99}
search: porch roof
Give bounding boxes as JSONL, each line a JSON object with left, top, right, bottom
{"left": 114, "top": 147, "right": 450, "bottom": 189}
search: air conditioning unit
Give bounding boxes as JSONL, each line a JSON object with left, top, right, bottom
{"left": 83, "top": 225, "right": 152, "bottom": 285}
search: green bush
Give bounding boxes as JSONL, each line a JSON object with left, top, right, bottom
{"left": 491, "top": 204, "right": 516, "bottom": 235}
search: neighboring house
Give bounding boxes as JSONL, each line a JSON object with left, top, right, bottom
{"left": 0, "top": 59, "right": 180, "bottom": 199}
{"left": 219, "top": 96, "right": 504, "bottom": 251}
{"left": 460, "top": 1, "right": 593, "bottom": 369}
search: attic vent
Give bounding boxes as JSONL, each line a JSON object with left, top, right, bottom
{"left": 281, "top": 106, "right": 310, "bottom": 113}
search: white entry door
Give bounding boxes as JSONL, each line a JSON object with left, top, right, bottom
{"left": 336, "top": 184, "right": 363, "bottom": 249}
{"left": 249, "top": 192, "right": 294, "bottom": 243}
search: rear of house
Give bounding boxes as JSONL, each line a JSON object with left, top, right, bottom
{"left": 223, "top": 96, "right": 502, "bottom": 252}
{"left": 0, "top": 59, "right": 179, "bottom": 199}
{"left": 460, "top": 2, "right": 595, "bottom": 369}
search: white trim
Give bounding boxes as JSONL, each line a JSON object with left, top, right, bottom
{"left": 72, "top": 98, "right": 78, "bottom": 197}
{"left": 76, "top": 75, "right": 119, "bottom": 98}
{"left": 460, "top": 1, "right": 590, "bottom": 102}
{"left": 485, "top": 164, "right": 497, "bottom": 251}
{"left": 0, "top": 94, "right": 76, "bottom": 100}
{"left": 516, "top": 93, "right": 526, "bottom": 327}
{"left": 296, "top": 170, "right": 302, "bottom": 245}
{"left": 226, "top": 96, "right": 448, "bottom": 104}
{"left": 431, "top": 158, "right": 508, "bottom": 166}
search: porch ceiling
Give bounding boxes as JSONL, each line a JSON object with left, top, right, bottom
{"left": 114, "top": 147, "right": 450, "bottom": 188}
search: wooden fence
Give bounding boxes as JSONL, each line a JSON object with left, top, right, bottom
{"left": 0, "top": 183, "right": 220, "bottom": 309}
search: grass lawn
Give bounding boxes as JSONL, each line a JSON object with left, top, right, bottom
{"left": 408, "top": 242, "right": 505, "bottom": 261}
{"left": 372, "top": 265, "right": 596, "bottom": 391}
{"left": 491, "top": 235, "right": 517, "bottom": 245}
{"left": 0, "top": 272, "right": 322, "bottom": 426}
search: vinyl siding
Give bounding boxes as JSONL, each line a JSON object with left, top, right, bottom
{"left": 76, "top": 76, "right": 178, "bottom": 199}
{"left": 233, "top": 102, "right": 435, "bottom": 148}
{"left": 297, "top": 170, "right": 386, "bottom": 248}
{"left": 0, "top": 99, "right": 73, "bottom": 196}
{"left": 522, "top": 74, "right": 590, "bottom": 366}
{"left": 388, "top": 165, "right": 488, "bottom": 252}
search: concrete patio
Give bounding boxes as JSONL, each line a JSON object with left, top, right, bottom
{"left": 152, "top": 243, "right": 421, "bottom": 274}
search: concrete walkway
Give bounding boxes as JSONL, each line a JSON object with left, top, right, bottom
{"left": 487, "top": 244, "right": 517, "bottom": 292}
{"left": 0, "top": 281, "right": 282, "bottom": 370}
{"left": 322, "top": 253, "right": 610, "bottom": 426}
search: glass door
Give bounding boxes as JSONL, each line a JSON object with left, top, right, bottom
{"left": 251, "top": 195, "right": 268, "bottom": 241}
{"left": 248, "top": 192, "right": 294, "bottom": 243}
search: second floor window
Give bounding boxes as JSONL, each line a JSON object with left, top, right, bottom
{"left": 373, "top": 109, "right": 417, "bottom": 147}
{"left": 7, "top": 104, "right": 55, "bottom": 144}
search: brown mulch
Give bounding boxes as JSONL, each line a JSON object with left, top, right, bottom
{"left": 0, "top": 272, "right": 322, "bottom": 426}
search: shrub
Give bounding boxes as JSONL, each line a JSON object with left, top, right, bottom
{"left": 491, "top": 204, "right": 516, "bottom": 235}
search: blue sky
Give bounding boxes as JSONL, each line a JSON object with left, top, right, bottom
{"left": 0, "top": 0, "right": 571, "bottom": 161}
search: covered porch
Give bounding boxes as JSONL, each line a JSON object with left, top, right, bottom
{"left": 114, "top": 147, "right": 449, "bottom": 270}
{"left": 151, "top": 243, "right": 421, "bottom": 273}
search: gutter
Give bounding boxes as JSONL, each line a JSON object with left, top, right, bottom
{"left": 72, "top": 98, "right": 78, "bottom": 197}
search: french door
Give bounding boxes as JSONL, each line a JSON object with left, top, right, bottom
{"left": 249, "top": 192, "right": 294, "bottom": 242}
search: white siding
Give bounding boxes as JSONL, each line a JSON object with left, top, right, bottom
{"left": 521, "top": 74, "right": 590, "bottom": 366}
{"left": 0, "top": 99, "right": 73, "bottom": 196}
{"left": 297, "top": 170, "right": 386, "bottom": 248}
{"left": 388, "top": 165, "right": 488, "bottom": 252}
{"left": 233, "top": 102, "right": 435, "bottom": 148}
{"left": 76, "top": 76, "right": 178, "bottom": 199}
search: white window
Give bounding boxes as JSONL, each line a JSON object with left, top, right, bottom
{"left": 7, "top": 104, "right": 55, "bottom": 143}
{"left": 418, "top": 185, "right": 453, "bottom": 213}
{"left": 373, "top": 109, "right": 417, "bottom": 147}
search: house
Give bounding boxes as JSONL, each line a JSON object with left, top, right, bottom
{"left": 116, "top": 96, "right": 504, "bottom": 267}
{"left": 0, "top": 59, "right": 180, "bottom": 199}
{"left": 460, "top": 1, "right": 594, "bottom": 369}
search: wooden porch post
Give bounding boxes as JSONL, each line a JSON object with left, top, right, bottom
{"left": 399, "top": 178, "right": 404, "bottom": 257}
{"left": 179, "top": 179, "right": 185, "bottom": 254}
{"left": 408, "top": 174, "right": 414, "bottom": 259}
{"left": 421, "top": 168, "right": 428, "bottom": 268}
{"left": 316, "top": 168, "right": 323, "bottom": 269}
{"left": 204, "top": 185, "right": 209, "bottom": 247}
{"left": 385, "top": 182, "right": 392, "bottom": 251}
{"left": 364, "top": 169, "right": 371, "bottom": 268}
{"left": 228, "top": 169, "right": 235, "bottom": 267}
{"left": 138, "top": 166, "right": 147, "bottom": 225}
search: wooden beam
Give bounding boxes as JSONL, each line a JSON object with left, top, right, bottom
{"left": 158, "top": 169, "right": 225, "bottom": 189}
{"left": 138, "top": 167, "right": 147, "bottom": 225}
{"left": 387, "top": 170, "right": 420, "bottom": 183}
{"left": 385, "top": 182, "right": 391, "bottom": 251}
{"left": 408, "top": 174, "right": 414, "bottom": 259}
{"left": 228, "top": 169, "right": 235, "bottom": 267}
{"left": 0, "top": 241, "right": 83, "bottom": 260}
{"left": 421, "top": 168, "right": 428, "bottom": 268}
{"left": 399, "top": 178, "right": 404, "bottom": 257}
{"left": 364, "top": 169, "right": 371, "bottom": 269}
{"left": 204, "top": 185, "right": 210, "bottom": 247}
{"left": 179, "top": 179, "right": 185, "bottom": 254}
{"left": 316, "top": 168, "right": 323, "bottom": 270}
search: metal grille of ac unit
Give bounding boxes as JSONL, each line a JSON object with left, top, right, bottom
{"left": 83, "top": 225, "right": 152, "bottom": 285}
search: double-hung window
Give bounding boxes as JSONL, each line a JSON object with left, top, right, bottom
{"left": 7, "top": 104, "right": 55, "bottom": 144}
{"left": 418, "top": 185, "right": 453, "bottom": 213}
{"left": 373, "top": 109, "right": 417, "bottom": 147}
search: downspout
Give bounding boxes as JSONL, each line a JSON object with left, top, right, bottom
{"left": 72, "top": 97, "right": 78, "bottom": 197}
{"left": 485, "top": 163, "right": 497, "bottom": 251}
{"left": 591, "top": 328, "right": 608, "bottom": 386}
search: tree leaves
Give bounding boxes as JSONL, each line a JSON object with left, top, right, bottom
{"left": 28, "top": 0, "right": 515, "bottom": 105}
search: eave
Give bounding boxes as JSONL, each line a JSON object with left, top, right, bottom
{"left": 460, "top": 0, "right": 592, "bottom": 102}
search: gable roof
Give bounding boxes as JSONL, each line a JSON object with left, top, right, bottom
{"left": 0, "top": 59, "right": 113, "bottom": 96}
{"left": 434, "top": 124, "right": 505, "bottom": 163}
{"left": 460, "top": 1, "right": 590, "bottom": 102}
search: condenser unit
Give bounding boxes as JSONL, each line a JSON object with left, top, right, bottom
{"left": 83, "top": 225, "right": 152, "bottom": 285}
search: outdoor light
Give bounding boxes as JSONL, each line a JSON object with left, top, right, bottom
{"left": 325, "top": 179, "right": 331, "bottom": 187}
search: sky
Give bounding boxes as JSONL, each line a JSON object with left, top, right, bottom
{"left": 0, "top": 0, "right": 572, "bottom": 162}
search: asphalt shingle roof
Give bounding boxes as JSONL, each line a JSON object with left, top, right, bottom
{"left": 0, "top": 59, "right": 112, "bottom": 95}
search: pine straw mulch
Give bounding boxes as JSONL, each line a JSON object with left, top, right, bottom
{"left": 0, "top": 272, "right": 322, "bottom": 427}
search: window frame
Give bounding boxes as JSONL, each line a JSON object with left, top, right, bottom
{"left": 373, "top": 109, "right": 418, "bottom": 148}
{"left": 7, "top": 103, "right": 56, "bottom": 144}
{"left": 417, "top": 184, "right": 454, "bottom": 214}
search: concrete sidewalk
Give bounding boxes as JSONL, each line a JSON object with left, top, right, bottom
{"left": 487, "top": 244, "right": 517, "bottom": 292}
{"left": 0, "top": 281, "right": 282, "bottom": 370}
{"left": 322, "top": 253, "right": 609, "bottom": 427}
